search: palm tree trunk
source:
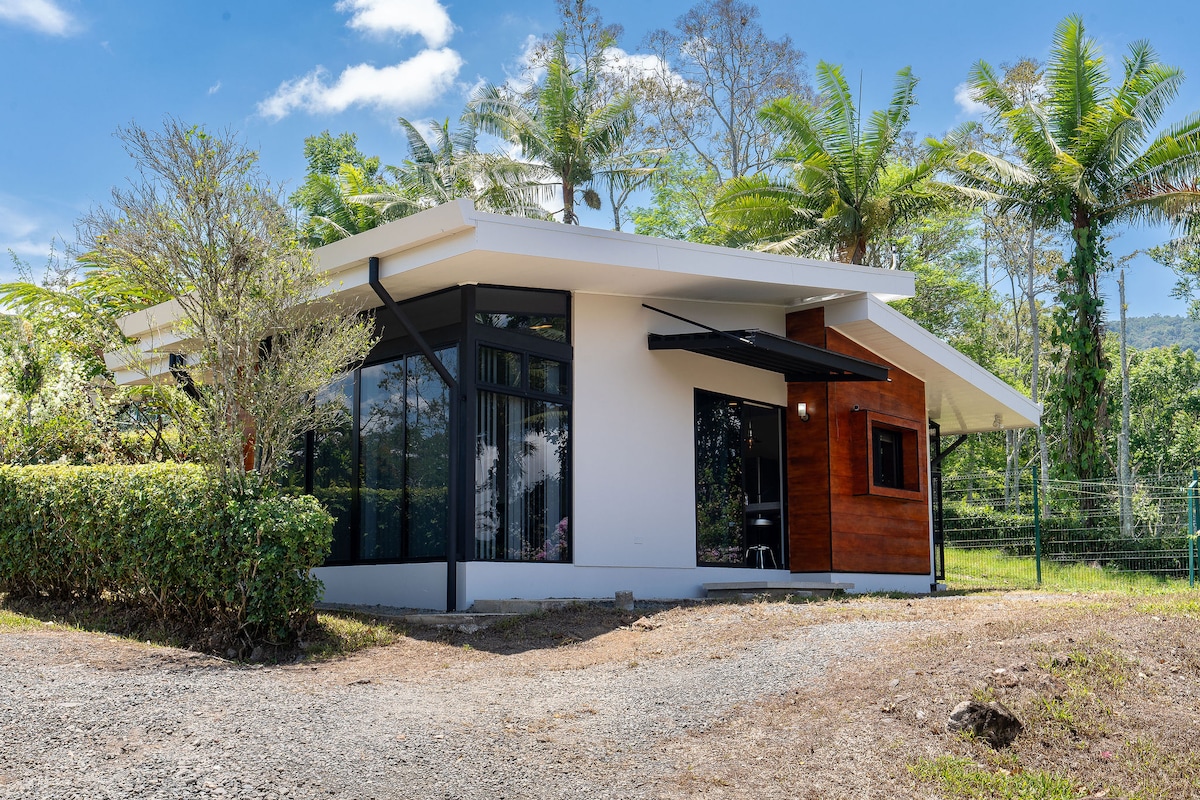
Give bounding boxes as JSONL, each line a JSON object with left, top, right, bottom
{"left": 1057, "top": 214, "right": 1107, "bottom": 513}
{"left": 562, "top": 177, "right": 576, "bottom": 225}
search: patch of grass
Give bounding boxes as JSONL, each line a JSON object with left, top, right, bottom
{"left": 0, "top": 594, "right": 180, "bottom": 647}
{"left": 1119, "top": 737, "right": 1200, "bottom": 800}
{"left": 1134, "top": 592, "right": 1200, "bottom": 618}
{"left": 303, "top": 613, "right": 406, "bottom": 660}
{"left": 1025, "top": 638, "right": 1135, "bottom": 742}
{"left": 946, "top": 548, "right": 1193, "bottom": 594}
{"left": 0, "top": 607, "right": 44, "bottom": 631}
{"left": 909, "top": 755, "right": 1079, "bottom": 800}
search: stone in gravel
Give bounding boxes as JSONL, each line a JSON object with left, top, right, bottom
{"left": 946, "top": 700, "right": 1023, "bottom": 748}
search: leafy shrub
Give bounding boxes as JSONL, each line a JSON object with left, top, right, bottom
{"left": 0, "top": 463, "right": 331, "bottom": 650}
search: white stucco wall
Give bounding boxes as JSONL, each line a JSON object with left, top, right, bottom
{"left": 571, "top": 293, "right": 788, "bottom": 571}
{"left": 314, "top": 561, "right": 447, "bottom": 608}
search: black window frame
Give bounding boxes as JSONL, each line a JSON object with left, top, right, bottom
{"left": 293, "top": 284, "right": 573, "bottom": 567}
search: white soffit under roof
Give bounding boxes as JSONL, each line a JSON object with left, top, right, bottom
{"left": 823, "top": 294, "right": 1041, "bottom": 435}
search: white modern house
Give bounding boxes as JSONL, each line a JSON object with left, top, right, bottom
{"left": 108, "top": 200, "right": 1039, "bottom": 611}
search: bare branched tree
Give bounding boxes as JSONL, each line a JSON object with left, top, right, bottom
{"left": 84, "top": 119, "right": 376, "bottom": 487}
{"left": 640, "top": 0, "right": 810, "bottom": 182}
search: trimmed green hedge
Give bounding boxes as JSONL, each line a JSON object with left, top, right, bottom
{"left": 0, "top": 463, "right": 332, "bottom": 647}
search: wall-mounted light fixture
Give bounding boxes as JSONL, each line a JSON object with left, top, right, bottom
{"left": 797, "top": 402, "right": 810, "bottom": 422}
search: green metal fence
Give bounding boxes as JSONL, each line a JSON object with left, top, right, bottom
{"left": 942, "top": 467, "right": 1198, "bottom": 591}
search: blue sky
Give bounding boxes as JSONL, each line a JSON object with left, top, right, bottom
{"left": 3, "top": 0, "right": 1200, "bottom": 318}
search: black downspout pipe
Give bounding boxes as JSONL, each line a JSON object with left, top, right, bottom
{"left": 368, "top": 257, "right": 462, "bottom": 612}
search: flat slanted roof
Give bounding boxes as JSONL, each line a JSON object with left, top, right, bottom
{"left": 647, "top": 329, "right": 890, "bottom": 383}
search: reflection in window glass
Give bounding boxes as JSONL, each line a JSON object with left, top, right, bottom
{"left": 360, "top": 361, "right": 406, "bottom": 560}
{"left": 478, "top": 346, "right": 522, "bottom": 387}
{"left": 405, "top": 350, "right": 454, "bottom": 558}
{"left": 529, "top": 357, "right": 567, "bottom": 395}
{"left": 313, "top": 375, "right": 354, "bottom": 563}
{"left": 474, "top": 312, "right": 567, "bottom": 342}
{"left": 309, "top": 347, "right": 456, "bottom": 564}
{"left": 695, "top": 391, "right": 785, "bottom": 568}
{"left": 695, "top": 394, "right": 744, "bottom": 566}
{"left": 475, "top": 392, "right": 570, "bottom": 562}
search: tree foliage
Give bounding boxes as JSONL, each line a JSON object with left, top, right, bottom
{"left": 715, "top": 63, "right": 961, "bottom": 264}
{"left": 956, "top": 15, "right": 1200, "bottom": 483}
{"left": 83, "top": 119, "right": 375, "bottom": 487}
{"left": 470, "top": 33, "right": 638, "bottom": 224}
{"left": 640, "top": 0, "right": 809, "bottom": 181}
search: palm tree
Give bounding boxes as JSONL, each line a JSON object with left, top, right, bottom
{"left": 298, "top": 162, "right": 410, "bottom": 247}
{"left": 469, "top": 33, "right": 637, "bottom": 224}
{"left": 382, "top": 116, "right": 547, "bottom": 218}
{"left": 957, "top": 15, "right": 1200, "bottom": 482}
{"left": 714, "top": 62, "right": 960, "bottom": 265}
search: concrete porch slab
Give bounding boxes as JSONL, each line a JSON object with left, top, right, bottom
{"left": 703, "top": 580, "right": 853, "bottom": 600}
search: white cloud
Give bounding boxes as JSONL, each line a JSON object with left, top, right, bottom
{"left": 258, "top": 0, "right": 463, "bottom": 120}
{"left": 259, "top": 48, "right": 464, "bottom": 119}
{"left": 496, "top": 34, "right": 544, "bottom": 95}
{"left": 0, "top": 0, "right": 74, "bottom": 35}
{"left": 954, "top": 82, "right": 988, "bottom": 117}
{"left": 0, "top": 197, "right": 65, "bottom": 274}
{"left": 335, "top": 0, "right": 454, "bottom": 47}
{"left": 207, "top": 81, "right": 222, "bottom": 96}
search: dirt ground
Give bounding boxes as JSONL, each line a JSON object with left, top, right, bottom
{"left": 342, "top": 592, "right": 1200, "bottom": 798}
{"left": 5, "top": 591, "right": 1200, "bottom": 798}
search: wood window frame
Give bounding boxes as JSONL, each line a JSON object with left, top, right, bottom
{"left": 852, "top": 410, "right": 923, "bottom": 501}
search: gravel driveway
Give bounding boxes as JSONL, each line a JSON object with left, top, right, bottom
{"left": 0, "top": 607, "right": 928, "bottom": 799}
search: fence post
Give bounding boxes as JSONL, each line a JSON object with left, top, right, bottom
{"left": 1187, "top": 472, "right": 1196, "bottom": 589}
{"left": 1033, "top": 464, "right": 1042, "bottom": 585}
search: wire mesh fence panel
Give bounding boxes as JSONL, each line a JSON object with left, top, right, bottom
{"left": 942, "top": 472, "right": 1196, "bottom": 592}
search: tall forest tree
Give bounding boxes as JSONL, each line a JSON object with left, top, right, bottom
{"left": 958, "top": 15, "right": 1200, "bottom": 485}
{"left": 470, "top": 33, "right": 637, "bottom": 224}
{"left": 640, "top": 0, "right": 809, "bottom": 182}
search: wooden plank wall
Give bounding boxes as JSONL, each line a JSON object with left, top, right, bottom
{"left": 785, "top": 308, "right": 931, "bottom": 575}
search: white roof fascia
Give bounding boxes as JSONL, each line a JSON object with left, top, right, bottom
{"left": 334, "top": 201, "right": 914, "bottom": 307}
{"left": 823, "top": 294, "right": 1041, "bottom": 435}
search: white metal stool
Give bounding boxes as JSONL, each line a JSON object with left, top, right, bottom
{"left": 747, "top": 544, "right": 777, "bottom": 569}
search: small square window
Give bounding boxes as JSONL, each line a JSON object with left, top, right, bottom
{"left": 873, "top": 428, "right": 903, "bottom": 489}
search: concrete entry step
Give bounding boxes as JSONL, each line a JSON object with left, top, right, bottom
{"left": 703, "top": 581, "right": 853, "bottom": 600}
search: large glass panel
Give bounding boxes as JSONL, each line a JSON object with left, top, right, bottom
{"left": 474, "top": 312, "right": 567, "bottom": 343}
{"left": 529, "top": 357, "right": 568, "bottom": 395}
{"left": 360, "top": 360, "right": 406, "bottom": 560}
{"left": 404, "top": 347, "right": 455, "bottom": 558}
{"left": 474, "top": 287, "right": 568, "bottom": 343}
{"left": 314, "top": 375, "right": 354, "bottom": 563}
{"left": 475, "top": 391, "right": 570, "bottom": 561}
{"left": 358, "top": 346, "right": 457, "bottom": 561}
{"left": 695, "top": 392, "right": 785, "bottom": 568}
{"left": 695, "top": 393, "right": 745, "bottom": 566}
